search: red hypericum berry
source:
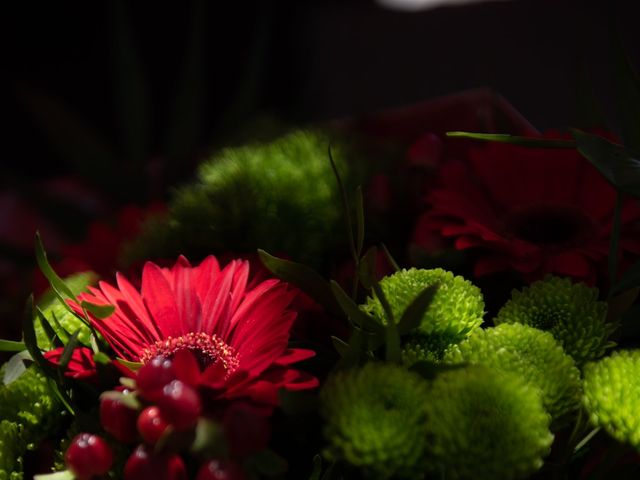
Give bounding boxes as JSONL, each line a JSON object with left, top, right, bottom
{"left": 100, "top": 390, "right": 138, "bottom": 443}
{"left": 124, "top": 444, "right": 187, "bottom": 480}
{"left": 64, "top": 433, "right": 113, "bottom": 480}
{"left": 157, "top": 379, "right": 201, "bottom": 430}
{"left": 196, "top": 459, "right": 247, "bottom": 480}
{"left": 137, "top": 406, "right": 170, "bottom": 445}
{"left": 137, "top": 356, "right": 176, "bottom": 400}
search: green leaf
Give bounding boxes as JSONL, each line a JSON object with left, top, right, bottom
{"left": 99, "top": 390, "right": 141, "bottom": 411}
{"left": 329, "top": 281, "right": 383, "bottom": 333}
{"left": 80, "top": 301, "right": 115, "bottom": 319}
{"left": 34, "top": 470, "right": 75, "bottom": 480}
{"left": 0, "top": 340, "right": 26, "bottom": 352}
{"left": 23, "top": 296, "right": 56, "bottom": 378}
{"left": 309, "top": 455, "right": 322, "bottom": 480}
{"left": 58, "top": 331, "right": 81, "bottom": 372}
{"left": 116, "top": 358, "right": 143, "bottom": 372}
{"left": 2, "top": 350, "right": 32, "bottom": 385}
{"left": 190, "top": 417, "right": 227, "bottom": 457}
{"left": 36, "top": 308, "right": 66, "bottom": 349}
{"left": 331, "top": 336, "right": 349, "bottom": 358}
{"left": 355, "top": 186, "right": 365, "bottom": 258}
{"left": 358, "top": 246, "right": 378, "bottom": 290}
{"left": 397, "top": 284, "right": 439, "bottom": 335}
{"left": 446, "top": 132, "right": 576, "bottom": 148}
{"left": 35, "top": 232, "right": 76, "bottom": 300}
{"left": 328, "top": 145, "right": 358, "bottom": 263}
{"left": 571, "top": 129, "right": 640, "bottom": 197}
{"left": 93, "top": 351, "right": 111, "bottom": 365}
{"left": 337, "top": 328, "right": 366, "bottom": 369}
{"left": 258, "top": 250, "right": 342, "bottom": 317}
{"left": 119, "top": 376, "right": 137, "bottom": 389}
{"left": 385, "top": 320, "right": 401, "bottom": 363}
{"left": 381, "top": 243, "right": 400, "bottom": 272}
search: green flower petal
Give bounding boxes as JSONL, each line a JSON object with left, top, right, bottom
{"left": 583, "top": 350, "right": 640, "bottom": 449}
{"left": 424, "top": 366, "right": 553, "bottom": 480}
{"left": 362, "top": 268, "right": 484, "bottom": 363}
{"left": 320, "top": 362, "right": 431, "bottom": 479}
{"left": 125, "top": 130, "right": 365, "bottom": 267}
{"left": 445, "top": 324, "right": 582, "bottom": 424}
{"left": 495, "top": 276, "right": 611, "bottom": 365}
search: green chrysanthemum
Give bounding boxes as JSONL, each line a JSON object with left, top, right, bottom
{"left": 424, "top": 366, "right": 553, "bottom": 480}
{"left": 444, "top": 323, "right": 582, "bottom": 423}
{"left": 362, "top": 268, "right": 484, "bottom": 362}
{"left": 583, "top": 350, "right": 640, "bottom": 449}
{"left": 125, "top": 130, "right": 364, "bottom": 267}
{"left": 495, "top": 276, "right": 612, "bottom": 365}
{"left": 0, "top": 420, "right": 23, "bottom": 480}
{"left": 320, "top": 362, "right": 431, "bottom": 479}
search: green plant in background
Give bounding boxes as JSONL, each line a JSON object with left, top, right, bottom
{"left": 361, "top": 268, "right": 484, "bottom": 363}
{"left": 125, "top": 130, "right": 365, "bottom": 268}
{"left": 0, "top": 420, "right": 23, "bottom": 480}
{"left": 320, "top": 362, "right": 431, "bottom": 479}
{"left": 583, "top": 349, "right": 640, "bottom": 449}
{"left": 445, "top": 323, "right": 582, "bottom": 424}
{"left": 495, "top": 276, "right": 613, "bottom": 366}
{"left": 423, "top": 365, "right": 553, "bottom": 480}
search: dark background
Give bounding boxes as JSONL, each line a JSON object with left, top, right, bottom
{"left": 2, "top": 0, "right": 639, "bottom": 184}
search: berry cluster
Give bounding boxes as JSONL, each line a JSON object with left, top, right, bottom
{"left": 64, "top": 353, "right": 249, "bottom": 479}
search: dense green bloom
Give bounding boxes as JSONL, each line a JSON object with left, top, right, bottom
{"left": 320, "top": 362, "right": 431, "bottom": 479}
{"left": 445, "top": 324, "right": 582, "bottom": 423}
{"left": 424, "top": 366, "right": 553, "bottom": 480}
{"left": 362, "top": 268, "right": 484, "bottom": 362}
{"left": 125, "top": 130, "right": 363, "bottom": 267}
{"left": 495, "top": 276, "right": 612, "bottom": 365}
{"left": 583, "top": 350, "right": 640, "bottom": 449}
{"left": 0, "top": 420, "right": 23, "bottom": 480}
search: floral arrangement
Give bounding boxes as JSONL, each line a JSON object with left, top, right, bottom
{"left": 1, "top": 89, "right": 640, "bottom": 480}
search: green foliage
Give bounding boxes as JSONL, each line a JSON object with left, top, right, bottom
{"left": 320, "top": 362, "right": 431, "bottom": 479}
{"left": 0, "top": 421, "right": 24, "bottom": 480}
{"left": 583, "top": 350, "right": 640, "bottom": 449}
{"left": 423, "top": 366, "right": 553, "bottom": 480}
{"left": 362, "top": 268, "right": 484, "bottom": 362}
{"left": 445, "top": 323, "right": 582, "bottom": 423}
{"left": 495, "top": 276, "right": 613, "bottom": 366}
{"left": 125, "top": 130, "right": 365, "bottom": 267}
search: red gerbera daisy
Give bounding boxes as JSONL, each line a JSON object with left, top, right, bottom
{"left": 62, "top": 256, "right": 318, "bottom": 405}
{"left": 414, "top": 133, "right": 640, "bottom": 282}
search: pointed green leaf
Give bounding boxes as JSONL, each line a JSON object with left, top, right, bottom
{"left": 80, "top": 301, "right": 115, "bottom": 319}
{"left": 0, "top": 340, "right": 26, "bottom": 352}
{"left": 397, "top": 284, "right": 439, "bottom": 335}
{"left": 93, "top": 351, "right": 111, "bottom": 365}
{"left": 385, "top": 321, "right": 401, "bottom": 363}
{"left": 117, "top": 358, "right": 143, "bottom": 372}
{"left": 36, "top": 308, "right": 62, "bottom": 349}
{"left": 258, "top": 249, "right": 342, "bottom": 317}
{"left": 119, "top": 376, "right": 137, "bottom": 389}
{"left": 331, "top": 336, "right": 349, "bottom": 358}
{"left": 571, "top": 129, "right": 640, "bottom": 197}
{"left": 330, "top": 280, "right": 383, "bottom": 333}
{"left": 446, "top": 132, "right": 576, "bottom": 148}
{"left": 23, "top": 296, "right": 56, "bottom": 377}
{"left": 381, "top": 243, "right": 400, "bottom": 272}
{"left": 58, "top": 331, "right": 81, "bottom": 371}
{"left": 35, "top": 232, "right": 76, "bottom": 300}
{"left": 358, "top": 246, "right": 378, "bottom": 290}
{"left": 337, "top": 328, "right": 365, "bottom": 369}
{"left": 99, "top": 390, "right": 141, "bottom": 411}
{"left": 328, "top": 145, "right": 358, "bottom": 263}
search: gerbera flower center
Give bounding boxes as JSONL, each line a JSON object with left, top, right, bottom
{"left": 505, "top": 204, "right": 596, "bottom": 247}
{"left": 139, "top": 332, "right": 240, "bottom": 374}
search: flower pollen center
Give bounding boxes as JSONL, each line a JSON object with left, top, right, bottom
{"left": 140, "top": 332, "right": 239, "bottom": 374}
{"left": 505, "top": 204, "right": 596, "bottom": 247}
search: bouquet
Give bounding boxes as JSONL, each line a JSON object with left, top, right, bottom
{"left": 1, "top": 85, "right": 640, "bottom": 480}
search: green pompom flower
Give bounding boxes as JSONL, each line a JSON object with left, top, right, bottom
{"left": 125, "top": 130, "right": 364, "bottom": 267}
{"left": 320, "top": 362, "right": 431, "bottom": 479}
{"left": 583, "top": 350, "right": 640, "bottom": 449}
{"left": 495, "top": 276, "right": 612, "bottom": 365}
{"left": 362, "top": 268, "right": 484, "bottom": 362}
{"left": 424, "top": 366, "right": 553, "bottom": 480}
{"left": 0, "top": 420, "right": 23, "bottom": 479}
{"left": 445, "top": 323, "right": 582, "bottom": 423}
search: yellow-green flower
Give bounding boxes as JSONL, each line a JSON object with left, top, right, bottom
{"left": 320, "top": 362, "right": 431, "bottom": 479}
{"left": 495, "top": 276, "right": 612, "bottom": 365}
{"left": 445, "top": 323, "right": 582, "bottom": 424}
{"left": 424, "top": 366, "right": 553, "bottom": 480}
{"left": 583, "top": 350, "right": 640, "bottom": 449}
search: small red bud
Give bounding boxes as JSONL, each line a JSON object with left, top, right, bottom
{"left": 137, "top": 356, "right": 176, "bottom": 400}
{"left": 137, "top": 406, "right": 170, "bottom": 445}
{"left": 64, "top": 433, "right": 113, "bottom": 480}
{"left": 100, "top": 390, "right": 138, "bottom": 443}
{"left": 157, "top": 379, "right": 201, "bottom": 430}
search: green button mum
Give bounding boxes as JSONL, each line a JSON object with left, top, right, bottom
{"left": 424, "top": 366, "right": 553, "bottom": 480}
{"left": 362, "top": 268, "right": 484, "bottom": 363}
{"left": 444, "top": 323, "right": 582, "bottom": 424}
{"left": 495, "top": 275, "right": 613, "bottom": 366}
{"left": 583, "top": 350, "right": 640, "bottom": 449}
{"left": 320, "top": 362, "right": 431, "bottom": 479}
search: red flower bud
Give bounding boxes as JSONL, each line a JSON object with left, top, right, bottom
{"left": 137, "top": 356, "right": 176, "bottom": 400}
{"left": 124, "top": 444, "right": 187, "bottom": 480}
{"left": 64, "top": 433, "right": 113, "bottom": 480}
{"left": 137, "top": 406, "right": 170, "bottom": 446}
{"left": 157, "top": 379, "right": 201, "bottom": 430}
{"left": 100, "top": 390, "right": 138, "bottom": 443}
